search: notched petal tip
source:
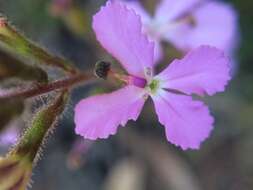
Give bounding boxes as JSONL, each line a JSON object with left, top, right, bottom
{"left": 157, "top": 45, "right": 232, "bottom": 97}
{"left": 74, "top": 86, "right": 146, "bottom": 140}
{"left": 152, "top": 91, "right": 214, "bottom": 150}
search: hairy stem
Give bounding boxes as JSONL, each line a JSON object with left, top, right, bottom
{"left": 0, "top": 72, "right": 94, "bottom": 100}
{"left": 0, "top": 17, "right": 79, "bottom": 74}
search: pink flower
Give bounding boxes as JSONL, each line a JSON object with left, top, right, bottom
{"left": 0, "top": 126, "right": 18, "bottom": 147}
{"left": 74, "top": 1, "right": 231, "bottom": 150}
{"left": 117, "top": 0, "right": 238, "bottom": 62}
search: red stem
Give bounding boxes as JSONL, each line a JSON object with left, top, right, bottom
{"left": 0, "top": 72, "right": 94, "bottom": 100}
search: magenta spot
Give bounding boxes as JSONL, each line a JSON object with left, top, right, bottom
{"left": 128, "top": 76, "right": 147, "bottom": 88}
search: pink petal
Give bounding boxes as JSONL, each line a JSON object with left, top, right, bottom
{"left": 166, "top": 1, "right": 238, "bottom": 54}
{"left": 155, "top": 0, "right": 200, "bottom": 23}
{"left": 92, "top": 1, "right": 154, "bottom": 77}
{"left": 0, "top": 127, "right": 18, "bottom": 147}
{"left": 116, "top": 0, "right": 163, "bottom": 63}
{"left": 156, "top": 46, "right": 231, "bottom": 96}
{"left": 152, "top": 90, "right": 214, "bottom": 150}
{"left": 74, "top": 85, "right": 146, "bottom": 140}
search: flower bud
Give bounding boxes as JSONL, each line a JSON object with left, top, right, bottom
{"left": 94, "top": 61, "right": 111, "bottom": 79}
{"left": 9, "top": 91, "right": 69, "bottom": 161}
{"left": 0, "top": 155, "right": 32, "bottom": 190}
{"left": 0, "top": 91, "right": 68, "bottom": 189}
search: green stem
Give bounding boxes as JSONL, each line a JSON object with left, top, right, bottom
{"left": 0, "top": 17, "right": 79, "bottom": 74}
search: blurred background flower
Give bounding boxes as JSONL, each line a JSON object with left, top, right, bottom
{"left": 118, "top": 0, "right": 239, "bottom": 69}
{"left": 0, "top": 124, "right": 19, "bottom": 150}
{"left": 0, "top": 0, "right": 252, "bottom": 189}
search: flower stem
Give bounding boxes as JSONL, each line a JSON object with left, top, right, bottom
{"left": 0, "top": 17, "right": 79, "bottom": 75}
{"left": 0, "top": 72, "right": 94, "bottom": 100}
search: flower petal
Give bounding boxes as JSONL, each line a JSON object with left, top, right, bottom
{"left": 116, "top": 0, "right": 163, "bottom": 63}
{"left": 156, "top": 46, "right": 231, "bottom": 96}
{"left": 92, "top": 1, "right": 154, "bottom": 77}
{"left": 166, "top": 1, "right": 238, "bottom": 53}
{"left": 155, "top": 0, "right": 200, "bottom": 23}
{"left": 152, "top": 90, "right": 213, "bottom": 150}
{"left": 116, "top": 0, "right": 151, "bottom": 24}
{"left": 74, "top": 86, "right": 146, "bottom": 140}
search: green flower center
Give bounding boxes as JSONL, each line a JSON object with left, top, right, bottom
{"left": 148, "top": 79, "right": 160, "bottom": 94}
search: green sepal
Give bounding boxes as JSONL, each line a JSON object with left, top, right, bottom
{"left": 0, "top": 91, "right": 68, "bottom": 189}
{"left": 9, "top": 90, "right": 69, "bottom": 162}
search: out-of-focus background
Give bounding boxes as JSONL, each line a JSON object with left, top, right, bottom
{"left": 0, "top": 0, "right": 253, "bottom": 189}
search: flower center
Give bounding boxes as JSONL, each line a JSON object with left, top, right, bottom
{"left": 147, "top": 79, "right": 160, "bottom": 94}
{"left": 128, "top": 76, "right": 147, "bottom": 88}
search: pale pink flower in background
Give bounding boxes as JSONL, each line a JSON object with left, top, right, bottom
{"left": 67, "top": 138, "right": 93, "bottom": 170}
{"left": 0, "top": 89, "right": 19, "bottom": 148}
{"left": 117, "top": 0, "right": 238, "bottom": 63}
{"left": 0, "top": 126, "right": 18, "bottom": 147}
{"left": 0, "top": 89, "right": 5, "bottom": 96}
{"left": 50, "top": 0, "right": 73, "bottom": 16}
{"left": 74, "top": 1, "right": 231, "bottom": 150}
